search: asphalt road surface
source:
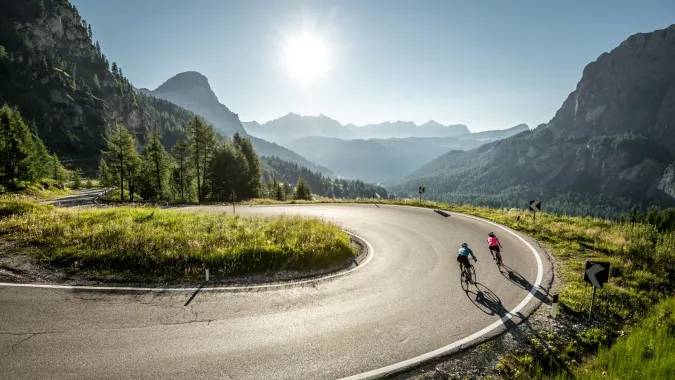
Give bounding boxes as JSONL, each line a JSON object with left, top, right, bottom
{"left": 43, "top": 188, "right": 110, "bottom": 207}
{"left": 0, "top": 204, "right": 551, "bottom": 380}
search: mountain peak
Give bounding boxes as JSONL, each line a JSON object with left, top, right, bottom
{"left": 420, "top": 120, "right": 442, "bottom": 127}
{"left": 154, "top": 71, "right": 212, "bottom": 94}
{"left": 147, "top": 71, "right": 246, "bottom": 136}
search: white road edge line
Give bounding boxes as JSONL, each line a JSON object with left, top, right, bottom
{"left": 339, "top": 207, "right": 545, "bottom": 380}
{"left": 0, "top": 232, "right": 374, "bottom": 292}
{"left": 0, "top": 204, "right": 545, "bottom": 379}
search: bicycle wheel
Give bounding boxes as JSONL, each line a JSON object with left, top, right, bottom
{"left": 469, "top": 264, "right": 477, "bottom": 284}
{"left": 496, "top": 251, "right": 503, "bottom": 267}
{"left": 460, "top": 263, "right": 470, "bottom": 291}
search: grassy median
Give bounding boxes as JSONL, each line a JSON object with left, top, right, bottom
{"left": 0, "top": 200, "right": 354, "bottom": 277}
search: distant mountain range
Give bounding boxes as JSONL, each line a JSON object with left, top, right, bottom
{"left": 285, "top": 124, "right": 529, "bottom": 184}
{"left": 136, "top": 73, "right": 334, "bottom": 176}
{"left": 395, "top": 24, "right": 675, "bottom": 217}
{"left": 140, "top": 74, "right": 526, "bottom": 182}
{"left": 243, "top": 114, "right": 472, "bottom": 144}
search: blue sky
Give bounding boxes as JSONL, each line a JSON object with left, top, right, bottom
{"left": 73, "top": 0, "right": 675, "bottom": 132}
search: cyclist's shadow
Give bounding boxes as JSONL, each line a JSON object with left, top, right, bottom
{"left": 498, "top": 265, "right": 551, "bottom": 305}
{"left": 464, "top": 282, "right": 518, "bottom": 329}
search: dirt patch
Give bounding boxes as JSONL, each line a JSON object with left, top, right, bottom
{"left": 0, "top": 234, "right": 369, "bottom": 288}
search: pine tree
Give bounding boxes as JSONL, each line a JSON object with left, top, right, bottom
{"left": 103, "top": 124, "right": 138, "bottom": 200}
{"left": 30, "top": 134, "right": 50, "bottom": 181}
{"left": 93, "top": 73, "right": 100, "bottom": 90}
{"left": 294, "top": 178, "right": 312, "bottom": 200}
{"left": 52, "top": 153, "right": 64, "bottom": 183}
{"left": 71, "top": 168, "right": 83, "bottom": 189}
{"left": 646, "top": 206, "right": 660, "bottom": 226}
{"left": 140, "top": 130, "right": 171, "bottom": 199}
{"left": 171, "top": 139, "right": 189, "bottom": 202}
{"left": 95, "top": 40, "right": 101, "bottom": 55}
{"left": 97, "top": 158, "right": 111, "bottom": 187}
{"left": 233, "top": 132, "right": 262, "bottom": 198}
{"left": 0, "top": 105, "right": 36, "bottom": 187}
{"left": 273, "top": 179, "right": 285, "bottom": 201}
{"left": 186, "top": 116, "right": 216, "bottom": 202}
{"left": 206, "top": 141, "right": 249, "bottom": 201}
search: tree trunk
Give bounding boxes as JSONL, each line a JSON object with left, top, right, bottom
{"left": 195, "top": 155, "right": 201, "bottom": 203}
{"left": 119, "top": 156, "right": 124, "bottom": 201}
{"left": 155, "top": 157, "right": 161, "bottom": 199}
{"left": 179, "top": 161, "right": 184, "bottom": 202}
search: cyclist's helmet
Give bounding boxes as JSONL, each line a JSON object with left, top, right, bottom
{"left": 461, "top": 242, "right": 468, "bottom": 248}
{"left": 488, "top": 232, "right": 495, "bottom": 237}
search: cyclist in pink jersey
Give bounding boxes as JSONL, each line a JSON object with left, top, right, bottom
{"left": 487, "top": 232, "right": 503, "bottom": 263}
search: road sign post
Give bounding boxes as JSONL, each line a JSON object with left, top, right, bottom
{"left": 231, "top": 189, "right": 236, "bottom": 215}
{"left": 418, "top": 186, "right": 425, "bottom": 203}
{"left": 589, "top": 286, "right": 597, "bottom": 319}
{"left": 584, "top": 260, "right": 610, "bottom": 320}
{"left": 529, "top": 200, "right": 541, "bottom": 224}
{"left": 551, "top": 293, "right": 559, "bottom": 319}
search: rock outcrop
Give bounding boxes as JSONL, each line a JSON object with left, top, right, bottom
{"left": 400, "top": 24, "right": 675, "bottom": 213}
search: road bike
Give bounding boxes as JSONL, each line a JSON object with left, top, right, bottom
{"left": 459, "top": 260, "right": 477, "bottom": 291}
{"left": 490, "top": 248, "right": 504, "bottom": 267}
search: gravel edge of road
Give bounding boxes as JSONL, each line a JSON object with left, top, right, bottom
{"left": 0, "top": 232, "right": 370, "bottom": 290}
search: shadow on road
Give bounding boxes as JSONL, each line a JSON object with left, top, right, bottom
{"left": 433, "top": 209, "right": 450, "bottom": 217}
{"left": 499, "top": 265, "right": 551, "bottom": 305}
{"left": 184, "top": 283, "right": 205, "bottom": 306}
{"left": 463, "top": 282, "right": 520, "bottom": 329}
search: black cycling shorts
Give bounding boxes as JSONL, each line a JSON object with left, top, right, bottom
{"left": 457, "top": 255, "right": 471, "bottom": 268}
{"left": 489, "top": 246, "right": 500, "bottom": 253}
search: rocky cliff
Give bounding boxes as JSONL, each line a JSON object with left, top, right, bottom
{"left": 399, "top": 24, "right": 675, "bottom": 215}
{"left": 0, "top": 0, "right": 195, "bottom": 170}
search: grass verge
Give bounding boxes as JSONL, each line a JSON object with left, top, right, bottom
{"left": 0, "top": 179, "right": 75, "bottom": 201}
{"left": 0, "top": 201, "right": 354, "bottom": 277}
{"left": 555, "top": 296, "right": 675, "bottom": 379}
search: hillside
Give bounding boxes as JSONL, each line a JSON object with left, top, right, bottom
{"left": 0, "top": 0, "right": 201, "bottom": 172}
{"left": 285, "top": 137, "right": 448, "bottom": 183}
{"left": 398, "top": 24, "right": 675, "bottom": 217}
{"left": 284, "top": 124, "right": 529, "bottom": 184}
{"left": 249, "top": 136, "right": 334, "bottom": 177}
{"left": 261, "top": 156, "right": 387, "bottom": 199}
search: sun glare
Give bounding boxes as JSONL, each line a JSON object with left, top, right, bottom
{"left": 282, "top": 33, "right": 330, "bottom": 84}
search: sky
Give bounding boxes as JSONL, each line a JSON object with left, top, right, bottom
{"left": 73, "top": 0, "right": 675, "bottom": 132}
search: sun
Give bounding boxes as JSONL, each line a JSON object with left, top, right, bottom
{"left": 282, "top": 33, "right": 331, "bottom": 84}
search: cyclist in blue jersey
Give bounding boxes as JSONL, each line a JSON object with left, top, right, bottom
{"left": 457, "top": 242, "right": 477, "bottom": 284}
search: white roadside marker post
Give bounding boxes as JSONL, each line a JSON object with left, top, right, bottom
{"left": 205, "top": 268, "right": 210, "bottom": 282}
{"left": 551, "top": 294, "right": 558, "bottom": 318}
